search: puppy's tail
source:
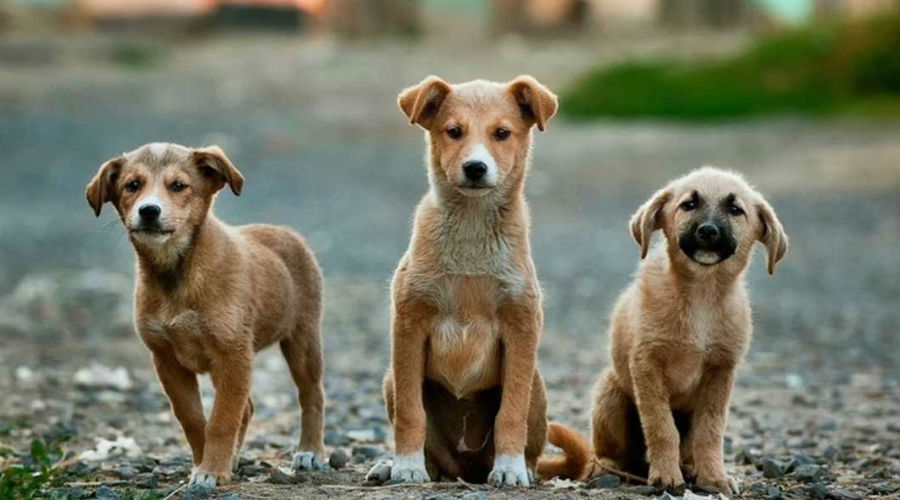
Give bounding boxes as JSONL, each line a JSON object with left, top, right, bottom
{"left": 536, "top": 422, "right": 592, "bottom": 481}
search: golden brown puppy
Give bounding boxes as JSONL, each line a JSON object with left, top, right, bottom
{"left": 365, "top": 76, "right": 557, "bottom": 487}
{"left": 560, "top": 167, "right": 787, "bottom": 494}
{"left": 85, "top": 143, "right": 325, "bottom": 487}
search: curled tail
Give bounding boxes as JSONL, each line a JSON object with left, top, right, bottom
{"left": 536, "top": 422, "right": 592, "bottom": 480}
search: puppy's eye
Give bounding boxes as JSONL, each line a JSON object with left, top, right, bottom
{"left": 447, "top": 126, "right": 463, "bottom": 140}
{"left": 680, "top": 199, "right": 697, "bottom": 211}
{"left": 728, "top": 204, "right": 745, "bottom": 216}
{"left": 493, "top": 127, "right": 511, "bottom": 141}
{"left": 170, "top": 180, "right": 188, "bottom": 192}
{"left": 125, "top": 180, "right": 141, "bottom": 193}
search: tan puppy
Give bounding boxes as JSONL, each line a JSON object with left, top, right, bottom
{"left": 86, "top": 143, "right": 326, "bottom": 487}
{"left": 572, "top": 167, "right": 787, "bottom": 494}
{"left": 366, "top": 76, "right": 557, "bottom": 487}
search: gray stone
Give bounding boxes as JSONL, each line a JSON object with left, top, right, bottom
{"left": 587, "top": 474, "right": 622, "bottom": 488}
{"left": 95, "top": 485, "right": 120, "bottom": 500}
{"left": 352, "top": 445, "right": 381, "bottom": 460}
{"left": 461, "top": 492, "right": 487, "bottom": 500}
{"left": 267, "top": 468, "right": 294, "bottom": 484}
{"left": 826, "top": 489, "right": 861, "bottom": 500}
{"left": 762, "top": 458, "right": 785, "bottom": 478}
{"left": 329, "top": 449, "right": 349, "bottom": 469}
{"left": 793, "top": 464, "right": 826, "bottom": 482}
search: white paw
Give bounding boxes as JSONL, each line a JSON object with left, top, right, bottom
{"left": 189, "top": 470, "right": 218, "bottom": 488}
{"left": 488, "top": 454, "right": 530, "bottom": 487}
{"left": 390, "top": 452, "right": 430, "bottom": 483}
{"left": 365, "top": 459, "right": 393, "bottom": 483}
{"left": 291, "top": 451, "right": 323, "bottom": 471}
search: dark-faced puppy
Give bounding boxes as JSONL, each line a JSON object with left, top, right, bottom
{"left": 86, "top": 143, "right": 326, "bottom": 487}
{"left": 366, "top": 76, "right": 557, "bottom": 487}
{"left": 585, "top": 167, "right": 787, "bottom": 494}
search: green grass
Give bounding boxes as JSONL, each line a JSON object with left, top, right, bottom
{"left": 0, "top": 436, "right": 69, "bottom": 500}
{"left": 562, "top": 12, "right": 900, "bottom": 121}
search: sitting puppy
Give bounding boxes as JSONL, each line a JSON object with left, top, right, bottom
{"left": 86, "top": 143, "right": 326, "bottom": 487}
{"left": 367, "top": 76, "right": 558, "bottom": 487}
{"left": 584, "top": 168, "right": 788, "bottom": 493}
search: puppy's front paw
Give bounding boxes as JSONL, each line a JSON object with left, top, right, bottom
{"left": 390, "top": 453, "right": 430, "bottom": 483}
{"left": 648, "top": 463, "right": 685, "bottom": 493}
{"left": 696, "top": 473, "right": 739, "bottom": 495}
{"left": 488, "top": 454, "right": 531, "bottom": 487}
{"left": 291, "top": 451, "right": 324, "bottom": 471}
{"left": 190, "top": 468, "right": 230, "bottom": 488}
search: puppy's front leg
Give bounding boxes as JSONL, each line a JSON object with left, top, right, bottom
{"left": 389, "top": 299, "right": 432, "bottom": 483}
{"left": 691, "top": 365, "right": 739, "bottom": 495}
{"left": 489, "top": 302, "right": 539, "bottom": 487}
{"left": 192, "top": 352, "right": 252, "bottom": 487}
{"left": 153, "top": 355, "right": 206, "bottom": 466}
{"left": 632, "top": 352, "right": 685, "bottom": 492}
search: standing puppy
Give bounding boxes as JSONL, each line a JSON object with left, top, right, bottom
{"left": 585, "top": 167, "right": 788, "bottom": 494}
{"left": 369, "top": 76, "right": 557, "bottom": 487}
{"left": 86, "top": 143, "right": 326, "bottom": 487}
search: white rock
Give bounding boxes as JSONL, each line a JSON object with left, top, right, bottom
{"left": 79, "top": 436, "right": 143, "bottom": 461}
{"left": 74, "top": 364, "right": 132, "bottom": 391}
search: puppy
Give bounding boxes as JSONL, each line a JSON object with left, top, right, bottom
{"left": 366, "top": 76, "right": 557, "bottom": 487}
{"left": 86, "top": 143, "right": 326, "bottom": 487}
{"left": 575, "top": 167, "right": 788, "bottom": 494}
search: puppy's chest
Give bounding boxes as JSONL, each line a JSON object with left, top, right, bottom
{"left": 434, "top": 215, "right": 524, "bottom": 294}
{"left": 137, "top": 308, "right": 212, "bottom": 373}
{"left": 424, "top": 276, "right": 503, "bottom": 398}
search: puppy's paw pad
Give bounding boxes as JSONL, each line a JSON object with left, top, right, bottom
{"left": 291, "top": 451, "right": 323, "bottom": 471}
{"left": 390, "top": 453, "right": 429, "bottom": 483}
{"left": 365, "top": 460, "right": 392, "bottom": 484}
{"left": 487, "top": 454, "right": 530, "bottom": 487}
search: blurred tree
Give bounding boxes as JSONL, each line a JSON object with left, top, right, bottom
{"left": 324, "top": 0, "right": 420, "bottom": 37}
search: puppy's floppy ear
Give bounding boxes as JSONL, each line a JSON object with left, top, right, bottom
{"left": 398, "top": 75, "right": 452, "bottom": 129}
{"left": 507, "top": 75, "right": 558, "bottom": 132}
{"left": 629, "top": 188, "right": 671, "bottom": 259}
{"left": 86, "top": 156, "right": 124, "bottom": 217}
{"left": 756, "top": 198, "right": 788, "bottom": 275}
{"left": 193, "top": 145, "right": 244, "bottom": 196}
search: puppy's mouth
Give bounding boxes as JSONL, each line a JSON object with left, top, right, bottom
{"left": 129, "top": 227, "right": 175, "bottom": 237}
{"left": 679, "top": 236, "right": 737, "bottom": 266}
{"left": 453, "top": 182, "right": 495, "bottom": 196}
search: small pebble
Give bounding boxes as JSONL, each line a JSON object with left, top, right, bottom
{"left": 267, "top": 468, "right": 294, "bottom": 484}
{"left": 587, "top": 474, "right": 622, "bottom": 488}
{"left": 826, "top": 489, "right": 861, "bottom": 500}
{"left": 179, "top": 484, "right": 212, "bottom": 500}
{"left": 461, "top": 492, "right": 487, "bottom": 500}
{"left": 95, "top": 485, "right": 120, "bottom": 500}
{"left": 762, "top": 458, "right": 785, "bottom": 478}
{"left": 329, "top": 449, "right": 350, "bottom": 469}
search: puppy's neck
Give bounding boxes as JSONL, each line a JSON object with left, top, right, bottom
{"left": 132, "top": 214, "right": 224, "bottom": 292}
{"left": 661, "top": 245, "right": 748, "bottom": 304}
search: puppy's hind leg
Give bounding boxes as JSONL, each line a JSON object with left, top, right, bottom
{"left": 232, "top": 398, "right": 254, "bottom": 472}
{"left": 588, "top": 369, "right": 636, "bottom": 478}
{"left": 280, "top": 334, "right": 326, "bottom": 471}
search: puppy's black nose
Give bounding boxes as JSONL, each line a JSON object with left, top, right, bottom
{"left": 139, "top": 204, "right": 161, "bottom": 222}
{"left": 463, "top": 161, "right": 488, "bottom": 181}
{"left": 696, "top": 222, "right": 720, "bottom": 242}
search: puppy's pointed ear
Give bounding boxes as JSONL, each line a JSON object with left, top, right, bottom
{"left": 756, "top": 198, "right": 788, "bottom": 275}
{"left": 629, "top": 188, "right": 671, "bottom": 259}
{"left": 508, "top": 75, "right": 558, "bottom": 132}
{"left": 398, "top": 76, "right": 452, "bottom": 129}
{"left": 193, "top": 145, "right": 244, "bottom": 196}
{"left": 86, "top": 156, "right": 124, "bottom": 217}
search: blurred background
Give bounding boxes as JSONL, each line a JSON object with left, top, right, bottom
{"left": 0, "top": 1, "right": 898, "bottom": 499}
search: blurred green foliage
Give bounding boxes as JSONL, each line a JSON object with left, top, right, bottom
{"left": 563, "top": 12, "right": 900, "bottom": 120}
{"left": 0, "top": 436, "right": 69, "bottom": 500}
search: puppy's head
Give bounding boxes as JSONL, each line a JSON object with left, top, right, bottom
{"left": 398, "top": 75, "right": 557, "bottom": 197}
{"left": 86, "top": 143, "right": 243, "bottom": 253}
{"left": 630, "top": 167, "right": 788, "bottom": 275}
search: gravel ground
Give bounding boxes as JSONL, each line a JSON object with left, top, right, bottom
{"left": 0, "top": 32, "right": 898, "bottom": 500}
